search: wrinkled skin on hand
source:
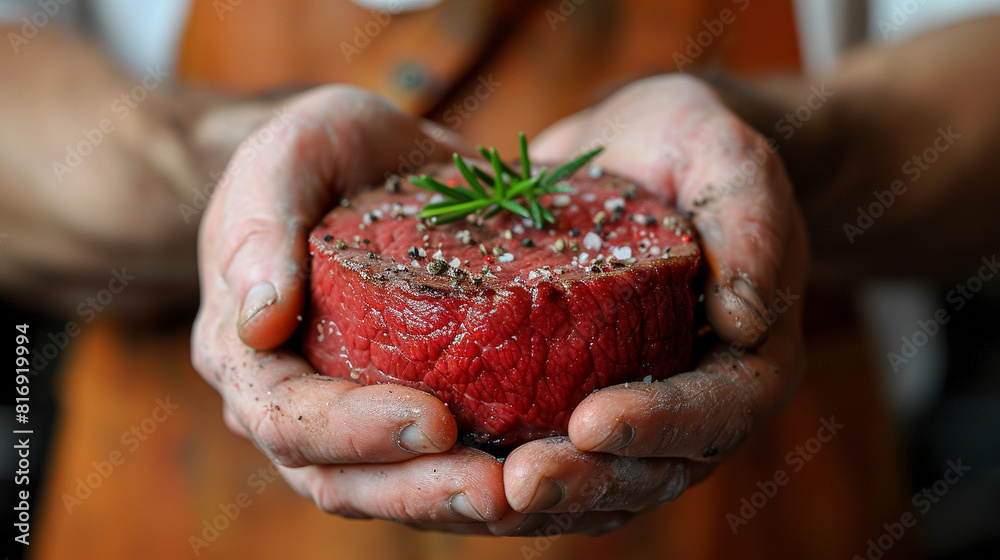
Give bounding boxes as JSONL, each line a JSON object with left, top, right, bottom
{"left": 191, "top": 76, "right": 808, "bottom": 536}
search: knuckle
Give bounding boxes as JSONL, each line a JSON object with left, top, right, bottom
{"left": 711, "top": 403, "right": 754, "bottom": 458}
{"left": 679, "top": 376, "right": 754, "bottom": 461}
{"left": 312, "top": 477, "right": 350, "bottom": 516}
{"left": 249, "top": 407, "right": 303, "bottom": 467}
{"left": 340, "top": 430, "right": 369, "bottom": 463}
{"left": 654, "top": 463, "right": 692, "bottom": 506}
{"left": 382, "top": 495, "right": 424, "bottom": 523}
{"left": 631, "top": 73, "right": 711, "bottom": 100}
{"left": 218, "top": 218, "right": 279, "bottom": 280}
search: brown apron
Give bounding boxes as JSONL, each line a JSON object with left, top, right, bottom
{"left": 32, "top": 1, "right": 918, "bottom": 559}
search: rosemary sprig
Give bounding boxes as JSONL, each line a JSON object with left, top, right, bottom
{"left": 410, "top": 133, "right": 603, "bottom": 228}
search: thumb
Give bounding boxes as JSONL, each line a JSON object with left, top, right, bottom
{"left": 210, "top": 86, "right": 465, "bottom": 350}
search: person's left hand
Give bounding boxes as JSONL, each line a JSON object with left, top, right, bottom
{"left": 489, "top": 75, "right": 809, "bottom": 537}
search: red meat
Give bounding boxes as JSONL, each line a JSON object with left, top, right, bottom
{"left": 304, "top": 163, "right": 700, "bottom": 445}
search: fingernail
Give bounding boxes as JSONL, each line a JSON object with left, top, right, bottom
{"left": 512, "top": 513, "right": 547, "bottom": 536}
{"left": 593, "top": 422, "right": 634, "bottom": 452}
{"left": 489, "top": 512, "right": 538, "bottom": 536}
{"left": 239, "top": 281, "right": 277, "bottom": 327}
{"left": 732, "top": 278, "right": 767, "bottom": 317}
{"left": 524, "top": 477, "right": 565, "bottom": 512}
{"left": 397, "top": 423, "right": 436, "bottom": 453}
{"left": 449, "top": 492, "right": 486, "bottom": 521}
{"left": 731, "top": 278, "right": 769, "bottom": 343}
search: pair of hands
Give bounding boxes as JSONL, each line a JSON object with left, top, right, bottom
{"left": 191, "top": 75, "right": 808, "bottom": 536}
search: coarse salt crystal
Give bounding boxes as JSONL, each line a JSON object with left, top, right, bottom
{"left": 583, "top": 232, "right": 602, "bottom": 250}
{"left": 498, "top": 253, "right": 514, "bottom": 263}
{"left": 604, "top": 197, "right": 625, "bottom": 213}
{"left": 551, "top": 194, "right": 571, "bottom": 208}
{"left": 611, "top": 246, "right": 632, "bottom": 260}
{"left": 579, "top": 252, "right": 589, "bottom": 264}
{"left": 449, "top": 257, "right": 461, "bottom": 268}
{"left": 432, "top": 249, "right": 444, "bottom": 261}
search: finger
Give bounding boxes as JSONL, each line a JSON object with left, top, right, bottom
{"left": 211, "top": 342, "right": 457, "bottom": 466}
{"left": 677, "top": 128, "right": 793, "bottom": 350}
{"left": 503, "top": 437, "right": 714, "bottom": 514}
{"left": 491, "top": 510, "right": 637, "bottom": 537}
{"left": 569, "top": 325, "right": 804, "bottom": 461}
{"left": 280, "top": 446, "right": 508, "bottom": 523}
{"left": 204, "top": 85, "right": 461, "bottom": 350}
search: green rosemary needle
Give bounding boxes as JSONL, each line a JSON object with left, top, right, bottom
{"left": 410, "top": 133, "right": 603, "bottom": 228}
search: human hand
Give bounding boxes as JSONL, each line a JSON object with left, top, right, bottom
{"left": 192, "top": 85, "right": 509, "bottom": 527}
{"left": 493, "top": 74, "right": 809, "bottom": 536}
{"left": 0, "top": 23, "right": 301, "bottom": 319}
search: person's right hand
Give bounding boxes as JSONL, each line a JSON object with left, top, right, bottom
{"left": 191, "top": 86, "right": 509, "bottom": 527}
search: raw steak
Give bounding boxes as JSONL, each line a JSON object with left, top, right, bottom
{"left": 304, "top": 163, "right": 700, "bottom": 445}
